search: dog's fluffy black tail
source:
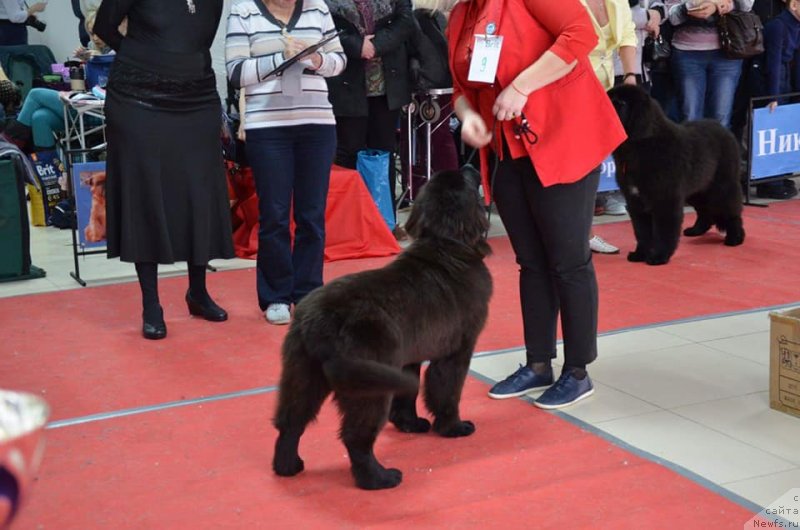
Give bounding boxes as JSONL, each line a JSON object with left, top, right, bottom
{"left": 322, "top": 357, "right": 419, "bottom": 396}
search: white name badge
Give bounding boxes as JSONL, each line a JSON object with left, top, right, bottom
{"left": 467, "top": 35, "right": 503, "bottom": 84}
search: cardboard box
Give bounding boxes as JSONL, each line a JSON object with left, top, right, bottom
{"left": 770, "top": 308, "right": 800, "bottom": 418}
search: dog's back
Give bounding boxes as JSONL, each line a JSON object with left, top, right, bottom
{"left": 681, "top": 119, "right": 741, "bottom": 201}
{"left": 286, "top": 239, "right": 492, "bottom": 392}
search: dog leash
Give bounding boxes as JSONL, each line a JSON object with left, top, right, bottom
{"left": 461, "top": 113, "right": 539, "bottom": 238}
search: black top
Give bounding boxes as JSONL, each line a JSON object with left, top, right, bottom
{"left": 94, "top": 0, "right": 223, "bottom": 78}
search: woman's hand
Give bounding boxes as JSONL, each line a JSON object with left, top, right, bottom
{"left": 461, "top": 110, "right": 492, "bottom": 148}
{"left": 686, "top": 2, "right": 717, "bottom": 19}
{"left": 716, "top": 0, "right": 733, "bottom": 15}
{"left": 283, "top": 37, "right": 306, "bottom": 60}
{"left": 74, "top": 46, "right": 91, "bottom": 61}
{"left": 361, "top": 35, "right": 376, "bottom": 59}
{"left": 768, "top": 101, "right": 778, "bottom": 113}
{"left": 646, "top": 9, "right": 661, "bottom": 36}
{"left": 28, "top": 2, "right": 46, "bottom": 15}
{"left": 492, "top": 83, "right": 528, "bottom": 122}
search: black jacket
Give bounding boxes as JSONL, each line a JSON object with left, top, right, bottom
{"left": 407, "top": 9, "right": 451, "bottom": 91}
{"left": 325, "top": 0, "right": 415, "bottom": 116}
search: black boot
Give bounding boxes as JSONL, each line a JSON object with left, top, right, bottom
{"left": 2, "top": 119, "right": 33, "bottom": 152}
{"left": 136, "top": 262, "right": 167, "bottom": 340}
{"left": 186, "top": 264, "right": 228, "bottom": 322}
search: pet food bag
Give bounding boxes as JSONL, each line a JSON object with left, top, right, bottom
{"left": 356, "top": 149, "right": 395, "bottom": 230}
{"left": 27, "top": 183, "right": 46, "bottom": 226}
{"left": 29, "top": 151, "right": 65, "bottom": 226}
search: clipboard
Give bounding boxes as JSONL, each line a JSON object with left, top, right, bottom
{"left": 264, "top": 29, "right": 345, "bottom": 78}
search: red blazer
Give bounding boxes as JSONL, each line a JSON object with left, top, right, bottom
{"left": 448, "top": 0, "right": 627, "bottom": 191}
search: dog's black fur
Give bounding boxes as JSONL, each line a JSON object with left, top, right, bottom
{"left": 607, "top": 85, "right": 745, "bottom": 265}
{"left": 272, "top": 170, "right": 493, "bottom": 490}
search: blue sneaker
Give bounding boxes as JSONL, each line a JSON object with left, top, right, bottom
{"left": 534, "top": 370, "right": 594, "bottom": 409}
{"left": 488, "top": 364, "right": 554, "bottom": 399}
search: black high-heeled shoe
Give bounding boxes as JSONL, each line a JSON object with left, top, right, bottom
{"left": 186, "top": 290, "right": 228, "bottom": 322}
{"left": 142, "top": 306, "right": 167, "bottom": 340}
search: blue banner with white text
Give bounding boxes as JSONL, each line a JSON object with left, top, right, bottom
{"left": 598, "top": 155, "right": 619, "bottom": 193}
{"left": 751, "top": 102, "right": 800, "bottom": 180}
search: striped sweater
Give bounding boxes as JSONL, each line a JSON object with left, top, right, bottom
{"left": 225, "top": 0, "right": 346, "bottom": 129}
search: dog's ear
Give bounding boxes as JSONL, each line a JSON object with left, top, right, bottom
{"left": 609, "top": 84, "right": 662, "bottom": 140}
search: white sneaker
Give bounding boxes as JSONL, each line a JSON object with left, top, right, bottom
{"left": 265, "top": 303, "right": 291, "bottom": 325}
{"left": 589, "top": 235, "right": 619, "bottom": 254}
{"left": 603, "top": 193, "right": 627, "bottom": 215}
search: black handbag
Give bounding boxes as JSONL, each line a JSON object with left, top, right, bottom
{"left": 221, "top": 87, "right": 248, "bottom": 167}
{"left": 643, "top": 33, "right": 671, "bottom": 65}
{"left": 717, "top": 11, "right": 765, "bottom": 59}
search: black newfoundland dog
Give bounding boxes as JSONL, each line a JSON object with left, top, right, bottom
{"left": 272, "top": 170, "right": 493, "bottom": 490}
{"left": 607, "top": 85, "right": 745, "bottom": 265}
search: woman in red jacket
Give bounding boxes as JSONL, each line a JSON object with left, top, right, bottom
{"left": 448, "top": 0, "right": 626, "bottom": 408}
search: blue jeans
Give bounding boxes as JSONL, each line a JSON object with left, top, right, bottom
{"left": 245, "top": 124, "right": 336, "bottom": 310}
{"left": 671, "top": 48, "right": 742, "bottom": 128}
{"left": 16, "top": 88, "right": 64, "bottom": 148}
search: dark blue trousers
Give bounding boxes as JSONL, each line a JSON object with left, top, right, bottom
{"left": 245, "top": 124, "right": 336, "bottom": 310}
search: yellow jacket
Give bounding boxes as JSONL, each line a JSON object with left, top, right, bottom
{"left": 580, "top": 0, "right": 637, "bottom": 90}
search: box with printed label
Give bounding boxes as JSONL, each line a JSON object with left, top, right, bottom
{"left": 769, "top": 308, "right": 800, "bottom": 419}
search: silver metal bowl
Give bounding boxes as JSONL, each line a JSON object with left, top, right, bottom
{"left": 0, "top": 390, "right": 49, "bottom": 529}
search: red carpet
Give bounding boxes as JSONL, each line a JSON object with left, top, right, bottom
{"left": 4, "top": 200, "right": 797, "bottom": 527}
{"left": 3, "top": 201, "right": 800, "bottom": 420}
{"left": 15, "top": 381, "right": 754, "bottom": 529}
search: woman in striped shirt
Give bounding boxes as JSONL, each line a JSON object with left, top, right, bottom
{"left": 226, "top": 0, "right": 346, "bottom": 325}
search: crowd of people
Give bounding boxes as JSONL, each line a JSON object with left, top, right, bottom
{"left": 0, "top": 0, "right": 798, "bottom": 407}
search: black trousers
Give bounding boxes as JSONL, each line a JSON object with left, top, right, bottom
{"left": 492, "top": 155, "right": 600, "bottom": 369}
{"left": 335, "top": 96, "right": 400, "bottom": 203}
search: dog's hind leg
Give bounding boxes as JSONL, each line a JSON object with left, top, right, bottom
{"left": 683, "top": 214, "right": 713, "bottom": 237}
{"left": 389, "top": 363, "right": 431, "bottom": 433}
{"left": 684, "top": 195, "right": 713, "bottom": 237}
{"left": 273, "top": 341, "right": 331, "bottom": 477}
{"left": 425, "top": 350, "right": 475, "bottom": 438}
{"left": 721, "top": 215, "right": 745, "bottom": 246}
{"left": 336, "top": 394, "right": 403, "bottom": 490}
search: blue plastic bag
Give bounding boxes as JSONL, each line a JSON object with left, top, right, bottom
{"left": 356, "top": 149, "right": 395, "bottom": 230}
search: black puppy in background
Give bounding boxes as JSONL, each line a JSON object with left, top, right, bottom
{"left": 607, "top": 85, "right": 745, "bottom": 265}
{"left": 272, "top": 170, "right": 493, "bottom": 490}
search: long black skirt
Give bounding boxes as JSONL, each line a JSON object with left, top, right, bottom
{"left": 104, "top": 80, "right": 234, "bottom": 265}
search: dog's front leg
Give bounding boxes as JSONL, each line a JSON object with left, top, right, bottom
{"left": 647, "top": 202, "right": 684, "bottom": 265}
{"left": 425, "top": 353, "right": 475, "bottom": 438}
{"left": 337, "top": 394, "right": 403, "bottom": 490}
{"left": 625, "top": 200, "right": 652, "bottom": 263}
{"left": 389, "top": 363, "right": 431, "bottom": 433}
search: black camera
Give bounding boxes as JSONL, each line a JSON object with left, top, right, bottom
{"left": 25, "top": 15, "right": 46, "bottom": 32}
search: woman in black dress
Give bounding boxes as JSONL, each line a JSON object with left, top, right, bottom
{"left": 95, "top": 0, "right": 235, "bottom": 340}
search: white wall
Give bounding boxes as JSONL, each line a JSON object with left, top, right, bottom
{"left": 26, "top": 0, "right": 232, "bottom": 100}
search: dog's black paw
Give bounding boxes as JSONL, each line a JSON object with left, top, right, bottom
{"left": 390, "top": 414, "right": 432, "bottom": 433}
{"left": 434, "top": 419, "right": 475, "bottom": 438}
{"left": 627, "top": 250, "right": 646, "bottom": 262}
{"left": 273, "top": 455, "right": 305, "bottom": 477}
{"left": 645, "top": 253, "right": 670, "bottom": 266}
{"left": 724, "top": 229, "right": 745, "bottom": 246}
{"left": 355, "top": 468, "right": 403, "bottom": 490}
{"left": 683, "top": 225, "right": 708, "bottom": 237}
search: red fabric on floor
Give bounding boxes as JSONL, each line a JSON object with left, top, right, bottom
{"left": 227, "top": 164, "right": 400, "bottom": 261}
{"left": 4, "top": 201, "right": 800, "bottom": 421}
{"left": 14, "top": 381, "right": 756, "bottom": 529}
